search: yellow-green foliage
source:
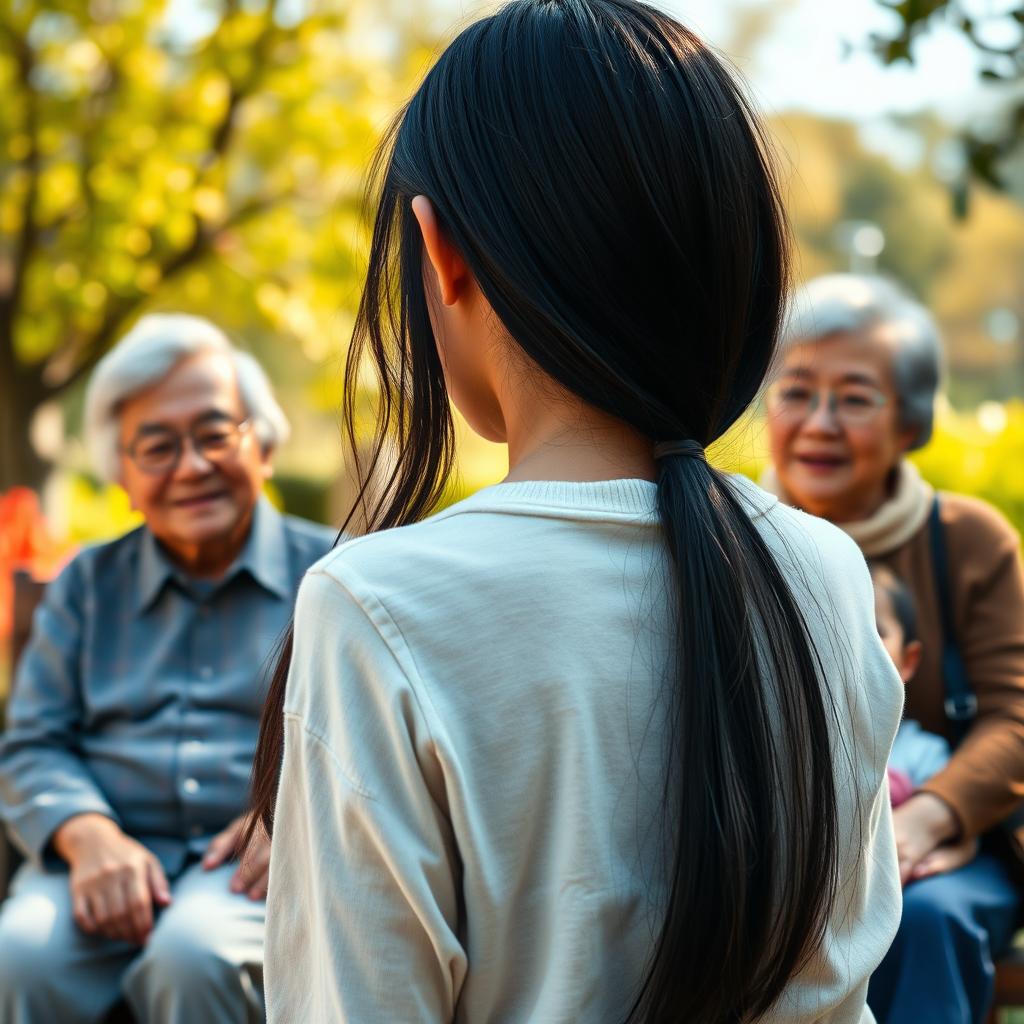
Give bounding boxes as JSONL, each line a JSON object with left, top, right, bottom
{"left": 708, "top": 416, "right": 774, "bottom": 482}
{"left": 911, "top": 401, "right": 1024, "bottom": 538}
{"left": 64, "top": 476, "right": 142, "bottom": 545}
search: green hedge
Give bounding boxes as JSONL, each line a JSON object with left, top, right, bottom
{"left": 912, "top": 401, "right": 1024, "bottom": 538}
{"left": 271, "top": 472, "right": 334, "bottom": 526}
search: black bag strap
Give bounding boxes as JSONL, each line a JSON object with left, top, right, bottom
{"left": 928, "top": 494, "right": 977, "bottom": 745}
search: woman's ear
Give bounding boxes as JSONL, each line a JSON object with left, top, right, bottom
{"left": 411, "top": 195, "right": 469, "bottom": 307}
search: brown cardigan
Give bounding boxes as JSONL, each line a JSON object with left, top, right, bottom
{"left": 762, "top": 461, "right": 1024, "bottom": 852}
{"left": 876, "top": 490, "right": 1024, "bottom": 848}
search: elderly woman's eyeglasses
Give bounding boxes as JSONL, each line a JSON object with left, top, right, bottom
{"left": 123, "top": 417, "right": 253, "bottom": 475}
{"left": 765, "top": 382, "right": 889, "bottom": 426}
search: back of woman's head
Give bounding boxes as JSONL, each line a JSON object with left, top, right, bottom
{"left": 251, "top": 3, "right": 839, "bottom": 1021}
{"left": 384, "top": 0, "right": 786, "bottom": 452}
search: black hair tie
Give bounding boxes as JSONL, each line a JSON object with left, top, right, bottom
{"left": 653, "top": 439, "right": 706, "bottom": 461}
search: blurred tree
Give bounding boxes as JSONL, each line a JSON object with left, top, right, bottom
{"left": 776, "top": 111, "right": 1024, "bottom": 405}
{"left": 775, "top": 113, "right": 954, "bottom": 294}
{"left": 868, "top": 1, "right": 1024, "bottom": 208}
{"left": 0, "top": 0, "right": 428, "bottom": 490}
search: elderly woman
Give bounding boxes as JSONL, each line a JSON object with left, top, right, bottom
{"left": 0, "top": 314, "right": 334, "bottom": 1023}
{"left": 764, "top": 273, "right": 1024, "bottom": 1024}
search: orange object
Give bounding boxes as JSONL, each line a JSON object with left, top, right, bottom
{"left": 0, "top": 487, "right": 77, "bottom": 637}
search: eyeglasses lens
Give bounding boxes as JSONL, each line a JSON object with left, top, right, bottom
{"left": 131, "top": 422, "right": 243, "bottom": 474}
{"left": 767, "top": 385, "right": 884, "bottom": 426}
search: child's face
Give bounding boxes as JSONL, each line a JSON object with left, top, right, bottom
{"left": 873, "top": 582, "right": 921, "bottom": 685}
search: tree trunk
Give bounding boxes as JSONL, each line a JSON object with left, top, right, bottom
{"left": 0, "top": 344, "right": 49, "bottom": 493}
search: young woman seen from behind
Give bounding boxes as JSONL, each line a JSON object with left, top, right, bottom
{"left": 250, "top": 1, "right": 903, "bottom": 1020}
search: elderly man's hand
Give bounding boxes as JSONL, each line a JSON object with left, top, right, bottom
{"left": 202, "top": 814, "right": 271, "bottom": 900}
{"left": 52, "top": 812, "right": 172, "bottom": 945}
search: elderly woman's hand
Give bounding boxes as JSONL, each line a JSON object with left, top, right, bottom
{"left": 893, "top": 791, "right": 968, "bottom": 885}
{"left": 910, "top": 835, "right": 980, "bottom": 882}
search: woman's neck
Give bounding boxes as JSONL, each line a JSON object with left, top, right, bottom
{"left": 501, "top": 387, "right": 656, "bottom": 484}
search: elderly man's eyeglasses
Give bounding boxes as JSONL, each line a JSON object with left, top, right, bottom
{"left": 123, "top": 418, "right": 253, "bottom": 475}
{"left": 765, "top": 382, "right": 889, "bottom": 426}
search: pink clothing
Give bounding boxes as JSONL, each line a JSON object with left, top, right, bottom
{"left": 888, "top": 766, "right": 914, "bottom": 807}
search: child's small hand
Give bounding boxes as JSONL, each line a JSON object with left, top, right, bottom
{"left": 908, "top": 835, "right": 979, "bottom": 884}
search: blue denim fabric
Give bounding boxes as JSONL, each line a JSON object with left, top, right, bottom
{"left": 0, "top": 499, "right": 335, "bottom": 876}
{"left": 868, "top": 851, "right": 1021, "bottom": 1024}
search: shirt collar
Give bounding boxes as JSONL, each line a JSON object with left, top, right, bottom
{"left": 232, "top": 497, "right": 292, "bottom": 602}
{"left": 135, "top": 497, "right": 292, "bottom": 614}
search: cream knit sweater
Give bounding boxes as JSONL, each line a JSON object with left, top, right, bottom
{"left": 267, "top": 474, "right": 902, "bottom": 1023}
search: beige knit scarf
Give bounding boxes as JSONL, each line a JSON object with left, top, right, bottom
{"left": 759, "top": 459, "right": 933, "bottom": 558}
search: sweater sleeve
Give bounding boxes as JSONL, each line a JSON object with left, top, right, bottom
{"left": 266, "top": 568, "right": 466, "bottom": 1024}
{"left": 919, "top": 499, "right": 1024, "bottom": 837}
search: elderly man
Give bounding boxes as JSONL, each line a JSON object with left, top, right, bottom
{"left": 0, "top": 314, "right": 335, "bottom": 1023}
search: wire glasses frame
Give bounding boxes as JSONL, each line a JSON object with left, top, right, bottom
{"left": 764, "top": 381, "right": 890, "bottom": 427}
{"left": 122, "top": 417, "right": 254, "bottom": 475}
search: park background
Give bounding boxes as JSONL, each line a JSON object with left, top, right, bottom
{"left": 1, "top": 0, "right": 1023, "bottom": 693}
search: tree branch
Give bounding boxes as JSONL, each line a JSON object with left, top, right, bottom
{"left": 0, "top": 29, "right": 40, "bottom": 323}
{"left": 31, "top": 10, "right": 294, "bottom": 397}
{"left": 205, "top": 13, "right": 277, "bottom": 169}
{"left": 45, "top": 187, "right": 293, "bottom": 393}
{"left": 78, "top": 54, "right": 123, "bottom": 233}
{"left": 224, "top": 190, "right": 292, "bottom": 229}
{"left": 43, "top": 227, "right": 213, "bottom": 394}
{"left": 961, "top": 19, "right": 1024, "bottom": 59}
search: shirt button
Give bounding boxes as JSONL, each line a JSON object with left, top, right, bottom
{"left": 198, "top": 605, "right": 211, "bottom": 618}
{"left": 183, "top": 778, "right": 200, "bottom": 794}
{"left": 190, "top": 824, "right": 204, "bottom": 838}
{"left": 198, "top": 666, "right": 213, "bottom": 680}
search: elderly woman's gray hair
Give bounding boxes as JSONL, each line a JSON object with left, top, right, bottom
{"left": 84, "top": 313, "right": 290, "bottom": 481}
{"left": 781, "top": 273, "right": 943, "bottom": 450}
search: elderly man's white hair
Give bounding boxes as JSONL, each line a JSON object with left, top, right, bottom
{"left": 84, "top": 313, "right": 290, "bottom": 481}
{"left": 781, "top": 273, "right": 943, "bottom": 451}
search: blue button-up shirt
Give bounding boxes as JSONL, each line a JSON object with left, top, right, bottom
{"left": 0, "top": 498, "right": 334, "bottom": 876}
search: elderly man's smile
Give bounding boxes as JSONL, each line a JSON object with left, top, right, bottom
{"left": 171, "top": 490, "right": 230, "bottom": 510}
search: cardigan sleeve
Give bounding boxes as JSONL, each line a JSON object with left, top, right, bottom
{"left": 265, "top": 568, "right": 466, "bottom": 1024}
{"left": 919, "top": 496, "right": 1024, "bottom": 837}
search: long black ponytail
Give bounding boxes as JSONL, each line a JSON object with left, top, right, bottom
{"left": 251, "top": 3, "right": 839, "bottom": 1020}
